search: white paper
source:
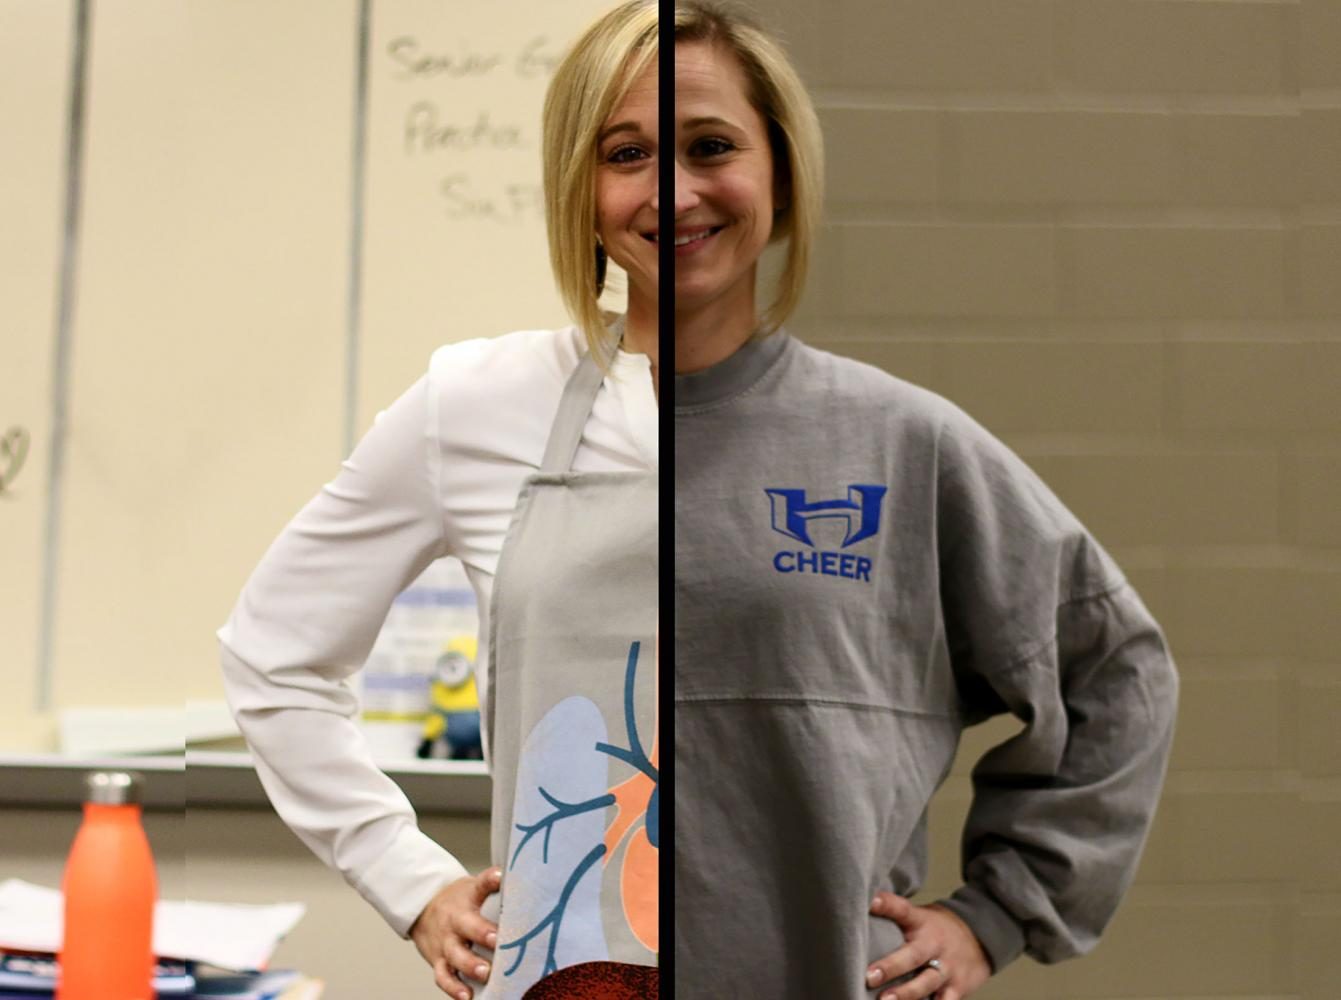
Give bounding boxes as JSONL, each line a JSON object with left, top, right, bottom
{"left": 0, "top": 880, "right": 58, "bottom": 954}
{"left": 153, "top": 898, "right": 307, "bottom": 972}
{"left": 0, "top": 879, "right": 305, "bottom": 971}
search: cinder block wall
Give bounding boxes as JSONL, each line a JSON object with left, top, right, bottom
{"left": 753, "top": 1, "right": 1340, "bottom": 997}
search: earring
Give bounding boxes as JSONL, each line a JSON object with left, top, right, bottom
{"left": 595, "top": 237, "right": 607, "bottom": 296}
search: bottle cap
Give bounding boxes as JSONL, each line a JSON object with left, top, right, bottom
{"left": 83, "top": 771, "right": 144, "bottom": 805}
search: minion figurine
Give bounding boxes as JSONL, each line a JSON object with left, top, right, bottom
{"left": 416, "top": 635, "right": 483, "bottom": 760}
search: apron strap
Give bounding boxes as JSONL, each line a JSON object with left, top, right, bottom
{"left": 539, "top": 316, "right": 627, "bottom": 474}
{"left": 539, "top": 353, "right": 602, "bottom": 474}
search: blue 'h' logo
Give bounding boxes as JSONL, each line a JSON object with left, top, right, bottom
{"left": 765, "top": 485, "right": 888, "bottom": 548}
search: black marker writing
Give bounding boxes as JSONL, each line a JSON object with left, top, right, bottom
{"left": 405, "top": 105, "right": 524, "bottom": 156}
{"left": 387, "top": 34, "right": 560, "bottom": 80}
{"left": 387, "top": 36, "right": 503, "bottom": 79}
{"left": 0, "top": 426, "right": 30, "bottom": 494}
{"left": 515, "top": 37, "right": 561, "bottom": 78}
{"left": 440, "top": 175, "right": 543, "bottom": 224}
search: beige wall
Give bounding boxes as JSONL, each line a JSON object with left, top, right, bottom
{"left": 756, "top": 0, "right": 1340, "bottom": 997}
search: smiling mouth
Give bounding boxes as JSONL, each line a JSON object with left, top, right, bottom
{"left": 644, "top": 225, "right": 727, "bottom": 245}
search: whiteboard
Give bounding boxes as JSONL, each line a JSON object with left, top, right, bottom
{"left": 0, "top": 0, "right": 628, "bottom": 752}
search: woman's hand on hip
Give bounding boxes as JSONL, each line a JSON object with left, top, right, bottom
{"left": 864, "top": 891, "right": 992, "bottom": 1000}
{"left": 409, "top": 867, "right": 503, "bottom": 999}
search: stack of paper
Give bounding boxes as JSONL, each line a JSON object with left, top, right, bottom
{"left": 0, "top": 879, "right": 304, "bottom": 970}
{"left": 0, "top": 952, "right": 191, "bottom": 994}
{"left": 192, "top": 967, "right": 322, "bottom": 999}
{"left": 0, "top": 880, "right": 321, "bottom": 998}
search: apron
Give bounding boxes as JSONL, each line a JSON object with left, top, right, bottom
{"left": 476, "top": 347, "right": 658, "bottom": 999}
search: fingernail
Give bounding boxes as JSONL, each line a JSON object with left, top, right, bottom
{"left": 866, "top": 967, "right": 883, "bottom": 986}
{"left": 871, "top": 895, "right": 882, "bottom": 909}
{"left": 474, "top": 963, "right": 489, "bottom": 979}
{"left": 486, "top": 931, "right": 497, "bottom": 948}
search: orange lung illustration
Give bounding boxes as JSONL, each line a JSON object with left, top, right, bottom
{"left": 600, "top": 634, "right": 658, "bottom": 953}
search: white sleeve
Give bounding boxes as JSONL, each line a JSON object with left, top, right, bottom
{"left": 218, "top": 374, "right": 470, "bottom": 937}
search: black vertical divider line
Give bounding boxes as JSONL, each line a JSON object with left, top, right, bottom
{"left": 657, "top": 1, "right": 675, "bottom": 993}
{"left": 38, "top": 0, "right": 91, "bottom": 712}
{"left": 344, "top": 0, "right": 372, "bottom": 458}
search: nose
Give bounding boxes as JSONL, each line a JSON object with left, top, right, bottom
{"left": 649, "top": 159, "right": 701, "bottom": 215}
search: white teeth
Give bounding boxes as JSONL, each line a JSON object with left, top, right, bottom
{"left": 646, "top": 225, "right": 723, "bottom": 244}
{"left": 673, "top": 227, "right": 716, "bottom": 246}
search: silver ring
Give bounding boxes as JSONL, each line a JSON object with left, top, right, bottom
{"left": 927, "top": 958, "right": 945, "bottom": 977}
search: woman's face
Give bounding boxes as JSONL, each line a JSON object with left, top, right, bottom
{"left": 595, "top": 55, "right": 659, "bottom": 315}
{"left": 595, "top": 40, "right": 780, "bottom": 324}
{"left": 669, "top": 40, "right": 778, "bottom": 319}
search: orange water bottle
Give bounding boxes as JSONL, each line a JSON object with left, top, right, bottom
{"left": 57, "top": 771, "right": 157, "bottom": 1000}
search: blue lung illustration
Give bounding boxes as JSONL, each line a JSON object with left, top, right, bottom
{"left": 498, "top": 695, "right": 611, "bottom": 994}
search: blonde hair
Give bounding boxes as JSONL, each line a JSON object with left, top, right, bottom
{"left": 542, "top": 0, "right": 659, "bottom": 364}
{"left": 675, "top": 0, "right": 824, "bottom": 334}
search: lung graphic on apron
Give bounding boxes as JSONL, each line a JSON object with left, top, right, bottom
{"left": 477, "top": 346, "right": 658, "bottom": 999}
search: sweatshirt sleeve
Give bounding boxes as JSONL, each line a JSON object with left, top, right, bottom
{"left": 929, "top": 405, "right": 1179, "bottom": 973}
{"left": 217, "top": 374, "right": 470, "bottom": 938}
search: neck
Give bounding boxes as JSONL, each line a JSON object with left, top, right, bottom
{"left": 673, "top": 285, "right": 758, "bottom": 374}
{"left": 623, "top": 276, "right": 759, "bottom": 384}
{"left": 622, "top": 300, "right": 660, "bottom": 404}
{"left": 624, "top": 298, "right": 658, "bottom": 367}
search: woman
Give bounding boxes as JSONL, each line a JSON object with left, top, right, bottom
{"left": 218, "top": 4, "right": 661, "bottom": 998}
{"left": 668, "top": 3, "right": 1179, "bottom": 1000}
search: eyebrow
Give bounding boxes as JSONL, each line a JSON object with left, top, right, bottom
{"left": 683, "top": 115, "right": 736, "bottom": 130}
{"left": 598, "top": 121, "right": 644, "bottom": 144}
{"left": 597, "top": 115, "right": 736, "bottom": 145}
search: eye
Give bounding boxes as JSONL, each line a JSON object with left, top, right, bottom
{"left": 606, "top": 144, "right": 647, "bottom": 164}
{"left": 693, "top": 137, "right": 735, "bottom": 157}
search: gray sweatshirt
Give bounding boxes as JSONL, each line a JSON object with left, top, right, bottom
{"left": 673, "top": 331, "right": 1178, "bottom": 998}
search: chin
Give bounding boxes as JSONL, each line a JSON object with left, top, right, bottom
{"left": 674, "top": 273, "right": 731, "bottom": 299}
